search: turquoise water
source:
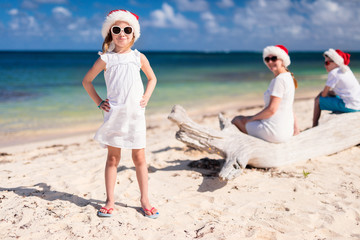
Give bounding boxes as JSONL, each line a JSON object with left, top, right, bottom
{"left": 1, "top": 51, "right": 360, "bottom": 136}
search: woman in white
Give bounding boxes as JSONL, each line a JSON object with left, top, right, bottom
{"left": 313, "top": 48, "right": 360, "bottom": 127}
{"left": 232, "top": 45, "right": 299, "bottom": 143}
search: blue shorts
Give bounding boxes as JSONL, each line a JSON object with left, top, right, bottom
{"left": 319, "top": 95, "right": 359, "bottom": 113}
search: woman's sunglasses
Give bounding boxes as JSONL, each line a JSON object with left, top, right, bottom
{"left": 264, "top": 56, "right": 278, "bottom": 63}
{"left": 324, "top": 60, "right": 333, "bottom": 66}
{"left": 111, "top": 26, "right": 133, "bottom": 35}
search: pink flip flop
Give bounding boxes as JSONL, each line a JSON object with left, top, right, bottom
{"left": 97, "top": 207, "right": 113, "bottom": 217}
{"left": 141, "top": 207, "right": 159, "bottom": 219}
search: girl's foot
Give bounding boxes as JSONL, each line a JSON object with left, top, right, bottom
{"left": 98, "top": 201, "right": 114, "bottom": 215}
{"left": 141, "top": 199, "right": 159, "bottom": 218}
{"left": 143, "top": 207, "right": 158, "bottom": 215}
{"left": 141, "top": 207, "right": 159, "bottom": 219}
{"left": 97, "top": 207, "right": 114, "bottom": 217}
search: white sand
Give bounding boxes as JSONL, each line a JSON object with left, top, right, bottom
{"left": 1, "top": 98, "right": 360, "bottom": 240}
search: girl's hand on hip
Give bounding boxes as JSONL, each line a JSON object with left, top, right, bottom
{"left": 140, "top": 95, "right": 149, "bottom": 108}
{"left": 99, "top": 99, "right": 111, "bottom": 112}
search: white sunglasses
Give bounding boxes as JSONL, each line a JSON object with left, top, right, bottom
{"left": 111, "top": 26, "right": 133, "bottom": 35}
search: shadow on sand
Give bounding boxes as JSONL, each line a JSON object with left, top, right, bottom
{"left": 0, "top": 183, "right": 133, "bottom": 211}
{"left": 149, "top": 157, "right": 227, "bottom": 192}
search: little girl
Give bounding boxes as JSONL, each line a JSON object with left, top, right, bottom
{"left": 313, "top": 48, "right": 360, "bottom": 127}
{"left": 82, "top": 9, "right": 158, "bottom": 218}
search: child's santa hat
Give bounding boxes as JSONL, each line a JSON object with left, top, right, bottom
{"left": 263, "top": 45, "right": 291, "bottom": 67}
{"left": 101, "top": 9, "right": 140, "bottom": 41}
{"left": 324, "top": 48, "right": 351, "bottom": 72}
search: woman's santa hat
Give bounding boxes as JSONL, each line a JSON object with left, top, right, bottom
{"left": 263, "top": 45, "right": 291, "bottom": 67}
{"left": 101, "top": 9, "right": 140, "bottom": 41}
{"left": 324, "top": 48, "right": 350, "bottom": 72}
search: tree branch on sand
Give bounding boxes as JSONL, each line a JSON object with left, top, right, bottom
{"left": 168, "top": 105, "right": 360, "bottom": 181}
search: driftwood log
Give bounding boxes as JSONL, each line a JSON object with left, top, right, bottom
{"left": 168, "top": 105, "right": 360, "bottom": 181}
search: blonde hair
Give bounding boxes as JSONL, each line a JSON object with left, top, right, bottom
{"left": 101, "top": 31, "right": 135, "bottom": 54}
{"left": 102, "top": 32, "right": 113, "bottom": 53}
{"left": 286, "top": 68, "right": 298, "bottom": 89}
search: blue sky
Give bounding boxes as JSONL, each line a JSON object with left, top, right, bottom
{"left": 1, "top": 0, "right": 360, "bottom": 51}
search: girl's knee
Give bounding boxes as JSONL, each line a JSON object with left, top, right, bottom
{"left": 132, "top": 149, "right": 146, "bottom": 166}
{"left": 107, "top": 154, "right": 120, "bottom": 167}
{"left": 133, "top": 158, "right": 146, "bottom": 168}
{"left": 106, "top": 146, "right": 121, "bottom": 166}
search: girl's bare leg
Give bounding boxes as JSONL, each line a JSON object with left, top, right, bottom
{"left": 132, "top": 148, "right": 157, "bottom": 215}
{"left": 99, "top": 145, "right": 121, "bottom": 214}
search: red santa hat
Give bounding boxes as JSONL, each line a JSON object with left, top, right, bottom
{"left": 263, "top": 45, "right": 291, "bottom": 67}
{"left": 324, "top": 48, "right": 351, "bottom": 72}
{"left": 101, "top": 9, "right": 140, "bottom": 42}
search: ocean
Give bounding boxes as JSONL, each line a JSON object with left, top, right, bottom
{"left": 1, "top": 51, "right": 360, "bottom": 141}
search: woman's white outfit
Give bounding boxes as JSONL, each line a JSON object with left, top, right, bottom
{"left": 246, "top": 72, "right": 295, "bottom": 143}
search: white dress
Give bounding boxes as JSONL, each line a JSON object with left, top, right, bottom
{"left": 94, "top": 49, "right": 146, "bottom": 149}
{"left": 245, "top": 72, "right": 295, "bottom": 143}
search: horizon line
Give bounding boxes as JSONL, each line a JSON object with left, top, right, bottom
{"left": 1, "top": 49, "right": 359, "bottom": 53}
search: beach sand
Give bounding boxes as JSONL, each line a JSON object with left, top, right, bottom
{"left": 1, "top": 97, "right": 360, "bottom": 240}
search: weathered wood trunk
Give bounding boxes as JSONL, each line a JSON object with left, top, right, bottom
{"left": 168, "top": 105, "right": 360, "bottom": 180}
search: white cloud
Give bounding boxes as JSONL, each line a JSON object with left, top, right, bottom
{"left": 233, "top": 0, "right": 306, "bottom": 37}
{"left": 39, "top": 12, "right": 101, "bottom": 42}
{"left": 3, "top": 2, "right": 104, "bottom": 49}
{"left": 67, "top": 17, "right": 86, "bottom": 30}
{"left": 21, "top": 0, "right": 38, "bottom": 9}
{"left": 76, "top": 28, "right": 99, "bottom": 42}
{"left": 229, "top": 0, "right": 360, "bottom": 50}
{"left": 173, "top": 0, "right": 208, "bottom": 12}
{"left": 21, "top": 0, "right": 68, "bottom": 9}
{"left": 8, "top": 9, "right": 19, "bottom": 16}
{"left": 52, "top": 6, "right": 71, "bottom": 18}
{"left": 258, "top": 0, "right": 267, "bottom": 8}
{"left": 305, "top": 0, "right": 353, "bottom": 25}
{"left": 146, "top": 3, "right": 198, "bottom": 29}
{"left": 8, "top": 11, "right": 41, "bottom": 36}
{"left": 4, "top": 0, "right": 360, "bottom": 51}
{"left": 6, "top": 5, "right": 100, "bottom": 42}
{"left": 217, "top": 0, "right": 234, "bottom": 8}
{"left": 301, "top": 0, "right": 360, "bottom": 42}
{"left": 201, "top": 12, "right": 228, "bottom": 34}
